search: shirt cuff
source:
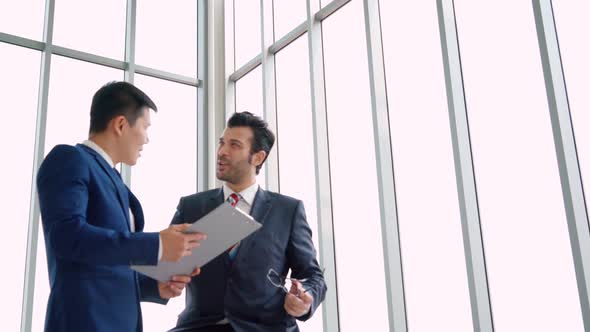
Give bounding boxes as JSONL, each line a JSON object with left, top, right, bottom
{"left": 158, "top": 235, "right": 163, "bottom": 261}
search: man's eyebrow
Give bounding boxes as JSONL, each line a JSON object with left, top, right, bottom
{"left": 228, "top": 138, "right": 243, "bottom": 145}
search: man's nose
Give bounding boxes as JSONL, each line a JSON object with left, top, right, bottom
{"left": 217, "top": 144, "right": 228, "bottom": 157}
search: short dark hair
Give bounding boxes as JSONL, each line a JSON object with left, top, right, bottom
{"left": 227, "top": 112, "right": 275, "bottom": 174}
{"left": 89, "top": 81, "right": 157, "bottom": 134}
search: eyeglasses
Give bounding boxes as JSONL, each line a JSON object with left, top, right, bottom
{"left": 266, "top": 267, "right": 325, "bottom": 297}
{"left": 266, "top": 268, "right": 309, "bottom": 296}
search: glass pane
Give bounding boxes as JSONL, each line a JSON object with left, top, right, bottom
{"left": 454, "top": 1, "right": 584, "bottom": 331}
{"left": 136, "top": 0, "right": 197, "bottom": 76}
{"left": 43, "top": 59, "right": 123, "bottom": 152}
{"left": 53, "top": 0, "right": 126, "bottom": 59}
{"left": 273, "top": 0, "right": 307, "bottom": 41}
{"left": 131, "top": 75, "right": 197, "bottom": 332}
{"left": 235, "top": 66, "right": 263, "bottom": 117}
{"left": 235, "top": 66, "right": 266, "bottom": 189}
{"left": 553, "top": 2, "right": 590, "bottom": 220}
{"left": 234, "top": 0, "right": 261, "bottom": 67}
{"left": 33, "top": 57, "right": 122, "bottom": 332}
{"left": 275, "top": 35, "right": 323, "bottom": 332}
{"left": 0, "top": 43, "right": 40, "bottom": 332}
{"left": 322, "top": 1, "right": 389, "bottom": 330}
{"left": 380, "top": 1, "right": 473, "bottom": 331}
{"left": 0, "top": 0, "right": 44, "bottom": 40}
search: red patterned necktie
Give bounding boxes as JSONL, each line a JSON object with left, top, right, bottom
{"left": 227, "top": 193, "right": 239, "bottom": 207}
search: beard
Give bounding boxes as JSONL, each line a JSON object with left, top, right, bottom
{"left": 216, "top": 155, "right": 253, "bottom": 184}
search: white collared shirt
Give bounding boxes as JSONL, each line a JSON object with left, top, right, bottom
{"left": 82, "top": 140, "right": 162, "bottom": 261}
{"left": 222, "top": 181, "right": 258, "bottom": 216}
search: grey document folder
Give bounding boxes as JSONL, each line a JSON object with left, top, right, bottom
{"left": 131, "top": 202, "right": 262, "bottom": 282}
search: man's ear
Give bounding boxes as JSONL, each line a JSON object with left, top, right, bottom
{"left": 252, "top": 150, "right": 267, "bottom": 168}
{"left": 111, "top": 115, "right": 127, "bottom": 136}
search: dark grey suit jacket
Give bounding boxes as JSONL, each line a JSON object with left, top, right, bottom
{"left": 169, "top": 187, "right": 326, "bottom": 332}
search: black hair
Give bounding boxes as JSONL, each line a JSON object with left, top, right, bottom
{"left": 89, "top": 81, "right": 157, "bottom": 134}
{"left": 227, "top": 112, "right": 275, "bottom": 174}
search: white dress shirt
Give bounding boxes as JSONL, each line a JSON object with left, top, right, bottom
{"left": 82, "top": 140, "right": 162, "bottom": 261}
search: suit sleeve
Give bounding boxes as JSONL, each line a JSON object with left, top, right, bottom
{"left": 286, "top": 201, "right": 327, "bottom": 321}
{"left": 138, "top": 274, "right": 167, "bottom": 304}
{"left": 37, "top": 146, "right": 159, "bottom": 266}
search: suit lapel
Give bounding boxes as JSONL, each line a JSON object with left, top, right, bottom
{"left": 129, "top": 191, "right": 143, "bottom": 231}
{"left": 78, "top": 144, "right": 131, "bottom": 231}
{"left": 230, "top": 188, "right": 271, "bottom": 265}
{"left": 209, "top": 188, "right": 225, "bottom": 210}
{"left": 250, "top": 188, "right": 271, "bottom": 226}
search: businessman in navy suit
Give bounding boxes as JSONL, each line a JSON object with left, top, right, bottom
{"left": 36, "top": 81, "right": 205, "bottom": 332}
{"left": 168, "top": 112, "right": 327, "bottom": 332}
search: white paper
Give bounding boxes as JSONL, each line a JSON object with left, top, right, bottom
{"left": 131, "top": 202, "right": 261, "bottom": 281}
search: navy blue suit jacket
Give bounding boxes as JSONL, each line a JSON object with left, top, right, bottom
{"left": 169, "top": 188, "right": 327, "bottom": 332}
{"left": 36, "top": 144, "right": 164, "bottom": 332}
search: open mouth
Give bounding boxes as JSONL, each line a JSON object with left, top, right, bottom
{"left": 217, "top": 162, "right": 229, "bottom": 171}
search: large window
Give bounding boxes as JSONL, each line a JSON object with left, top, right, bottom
{"left": 275, "top": 34, "right": 323, "bottom": 332}
{"left": 34, "top": 58, "right": 122, "bottom": 331}
{"left": 235, "top": 66, "right": 266, "bottom": 189}
{"left": 234, "top": 0, "right": 261, "bottom": 67}
{"left": 43, "top": 57, "right": 123, "bottom": 153}
{"left": 131, "top": 75, "right": 198, "bottom": 332}
{"left": 380, "top": 1, "right": 472, "bottom": 331}
{"left": 52, "top": 0, "right": 126, "bottom": 59}
{"left": 0, "top": 43, "right": 40, "bottom": 332}
{"left": 1, "top": 2, "right": 203, "bottom": 331}
{"left": 273, "top": 0, "right": 307, "bottom": 40}
{"left": 454, "top": 1, "right": 584, "bottom": 330}
{"left": 226, "top": 0, "right": 590, "bottom": 331}
{"left": 136, "top": 0, "right": 198, "bottom": 76}
{"left": 235, "top": 66, "right": 263, "bottom": 117}
{"left": 0, "top": 0, "right": 44, "bottom": 40}
{"left": 322, "top": 1, "right": 389, "bottom": 330}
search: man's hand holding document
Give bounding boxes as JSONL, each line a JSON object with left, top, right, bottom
{"left": 132, "top": 202, "right": 261, "bottom": 281}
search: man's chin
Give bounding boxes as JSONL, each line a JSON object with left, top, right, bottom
{"left": 216, "top": 172, "right": 227, "bottom": 181}
{"left": 217, "top": 173, "right": 238, "bottom": 184}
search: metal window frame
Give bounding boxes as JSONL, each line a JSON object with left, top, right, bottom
{"left": 197, "top": 0, "right": 210, "bottom": 192}
{"left": 532, "top": 0, "right": 590, "bottom": 330}
{"left": 121, "top": 0, "right": 137, "bottom": 185}
{"left": 260, "top": 0, "right": 279, "bottom": 192}
{"left": 315, "top": 0, "right": 351, "bottom": 22}
{"left": 363, "top": 0, "right": 407, "bottom": 330}
{"left": 4, "top": 0, "right": 206, "bottom": 330}
{"left": 304, "top": 1, "right": 340, "bottom": 330}
{"left": 19, "top": 0, "right": 55, "bottom": 331}
{"left": 229, "top": 54, "right": 262, "bottom": 83}
{"left": 224, "top": 0, "right": 236, "bottom": 121}
{"left": 0, "top": 41, "right": 203, "bottom": 89}
{"left": 436, "top": 0, "right": 494, "bottom": 331}
{"left": 223, "top": 1, "right": 346, "bottom": 331}
{"left": 0, "top": 32, "right": 45, "bottom": 51}
{"left": 268, "top": 22, "right": 307, "bottom": 55}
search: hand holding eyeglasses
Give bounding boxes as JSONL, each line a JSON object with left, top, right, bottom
{"left": 283, "top": 279, "right": 313, "bottom": 317}
{"left": 267, "top": 268, "right": 320, "bottom": 317}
